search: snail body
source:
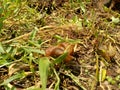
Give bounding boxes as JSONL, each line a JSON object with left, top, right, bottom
{"left": 45, "top": 43, "right": 74, "bottom": 62}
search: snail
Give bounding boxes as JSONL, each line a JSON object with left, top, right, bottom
{"left": 45, "top": 42, "right": 74, "bottom": 62}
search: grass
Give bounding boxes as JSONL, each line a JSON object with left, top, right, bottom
{"left": 0, "top": 0, "right": 120, "bottom": 90}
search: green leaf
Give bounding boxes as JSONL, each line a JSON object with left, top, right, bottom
{"left": 101, "top": 69, "right": 106, "bottom": 81}
{"left": 68, "top": 39, "right": 81, "bottom": 43}
{"left": 26, "top": 86, "right": 42, "bottom": 90}
{"left": 53, "top": 52, "right": 68, "bottom": 64}
{"left": 0, "top": 22, "right": 3, "bottom": 31}
{"left": 80, "top": 2, "right": 86, "bottom": 13}
{"left": 0, "top": 59, "right": 8, "bottom": 66}
{"left": 53, "top": 68, "right": 60, "bottom": 90}
{"left": 106, "top": 76, "right": 116, "bottom": 84}
{"left": 0, "top": 7, "right": 3, "bottom": 14}
{"left": 28, "top": 40, "right": 40, "bottom": 47}
{"left": 39, "top": 57, "right": 50, "bottom": 90}
{"left": 11, "top": 47, "right": 18, "bottom": 58}
{"left": 29, "top": 27, "right": 38, "bottom": 41}
{"left": 0, "top": 73, "right": 23, "bottom": 86}
{"left": 54, "top": 35, "right": 65, "bottom": 41}
{"left": 115, "top": 75, "right": 120, "bottom": 81}
{"left": 0, "top": 17, "right": 6, "bottom": 31}
{"left": 66, "top": 72, "right": 87, "bottom": 90}
{"left": 16, "top": 0, "right": 21, "bottom": 3}
{"left": 22, "top": 47, "right": 45, "bottom": 55}
{"left": 111, "top": 16, "right": 120, "bottom": 24}
{"left": 0, "top": 42, "right": 5, "bottom": 54}
{"left": 71, "top": 15, "right": 82, "bottom": 29}
{"left": 95, "top": 53, "right": 99, "bottom": 82}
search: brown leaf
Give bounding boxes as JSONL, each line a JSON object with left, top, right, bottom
{"left": 8, "top": 62, "right": 29, "bottom": 76}
{"left": 97, "top": 42, "right": 116, "bottom": 61}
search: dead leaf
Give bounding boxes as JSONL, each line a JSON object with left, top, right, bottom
{"left": 9, "top": 62, "right": 29, "bottom": 76}
{"left": 97, "top": 42, "right": 116, "bottom": 61}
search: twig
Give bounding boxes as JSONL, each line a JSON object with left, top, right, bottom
{"left": 2, "top": 25, "right": 54, "bottom": 44}
{"left": 2, "top": 24, "right": 78, "bottom": 44}
{"left": 65, "top": 71, "right": 87, "bottom": 90}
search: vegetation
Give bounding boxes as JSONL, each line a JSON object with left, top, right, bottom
{"left": 0, "top": 0, "right": 120, "bottom": 90}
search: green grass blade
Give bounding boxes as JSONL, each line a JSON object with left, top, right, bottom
{"left": 53, "top": 52, "right": 68, "bottom": 64}
{"left": 54, "top": 35, "right": 65, "bottom": 41}
{"left": 0, "top": 42, "right": 5, "bottom": 54}
{"left": 101, "top": 69, "right": 106, "bottom": 81}
{"left": 29, "top": 27, "right": 38, "bottom": 41}
{"left": 0, "top": 73, "right": 23, "bottom": 86}
{"left": 53, "top": 68, "right": 60, "bottom": 90}
{"left": 39, "top": 57, "right": 50, "bottom": 90}
{"left": 66, "top": 72, "right": 87, "bottom": 90}
{"left": 22, "top": 47, "right": 45, "bottom": 55}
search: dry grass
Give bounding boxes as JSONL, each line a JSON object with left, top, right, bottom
{"left": 0, "top": 0, "right": 120, "bottom": 90}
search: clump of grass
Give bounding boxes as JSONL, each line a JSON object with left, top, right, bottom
{"left": 0, "top": 0, "right": 22, "bottom": 31}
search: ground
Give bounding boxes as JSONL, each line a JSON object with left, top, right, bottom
{"left": 0, "top": 0, "right": 120, "bottom": 90}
